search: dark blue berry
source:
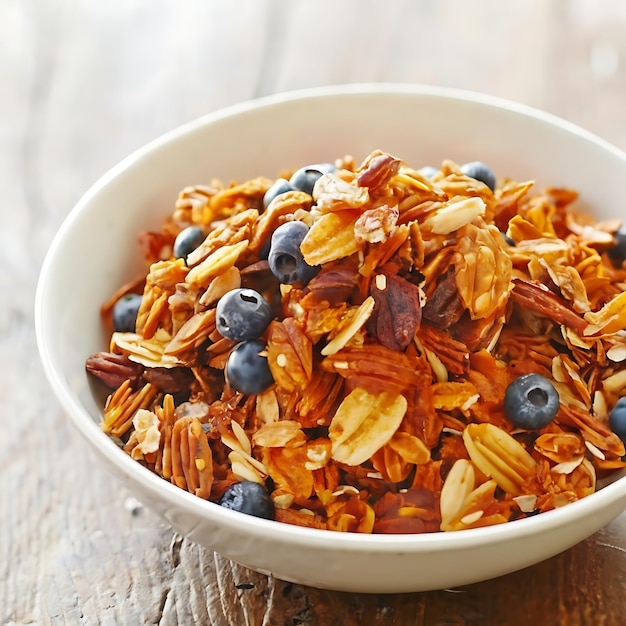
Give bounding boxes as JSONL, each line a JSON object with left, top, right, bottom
{"left": 216, "top": 289, "right": 273, "bottom": 341}
{"left": 607, "top": 228, "right": 626, "bottom": 266}
{"left": 503, "top": 373, "right": 560, "bottom": 430}
{"left": 263, "top": 178, "right": 295, "bottom": 209}
{"left": 500, "top": 232, "right": 516, "bottom": 246}
{"left": 173, "top": 226, "right": 205, "bottom": 262}
{"left": 289, "top": 163, "right": 335, "bottom": 196}
{"left": 225, "top": 339, "right": 274, "bottom": 395}
{"left": 219, "top": 480, "right": 274, "bottom": 519}
{"left": 609, "top": 397, "right": 626, "bottom": 445}
{"left": 112, "top": 293, "right": 142, "bottom": 333}
{"left": 461, "top": 161, "right": 496, "bottom": 192}
{"left": 418, "top": 165, "right": 438, "bottom": 179}
{"left": 268, "top": 221, "right": 320, "bottom": 285}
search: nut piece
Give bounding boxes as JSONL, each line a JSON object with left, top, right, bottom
{"left": 85, "top": 352, "right": 143, "bottom": 388}
{"left": 170, "top": 417, "right": 214, "bottom": 499}
{"left": 102, "top": 380, "right": 158, "bottom": 438}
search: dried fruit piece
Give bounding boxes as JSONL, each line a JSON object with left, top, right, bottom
{"left": 369, "top": 271, "right": 422, "bottom": 351}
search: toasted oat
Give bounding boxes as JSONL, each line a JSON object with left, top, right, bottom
{"left": 329, "top": 387, "right": 407, "bottom": 466}
{"left": 463, "top": 423, "right": 536, "bottom": 496}
{"left": 300, "top": 211, "right": 361, "bottom": 266}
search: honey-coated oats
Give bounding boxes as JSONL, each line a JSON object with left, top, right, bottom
{"left": 86, "top": 151, "right": 626, "bottom": 534}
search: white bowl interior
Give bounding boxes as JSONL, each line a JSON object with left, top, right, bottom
{"left": 36, "top": 84, "right": 626, "bottom": 593}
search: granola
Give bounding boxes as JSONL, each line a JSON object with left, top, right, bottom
{"left": 87, "top": 151, "right": 626, "bottom": 534}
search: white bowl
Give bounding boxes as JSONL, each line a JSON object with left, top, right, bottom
{"left": 35, "top": 84, "right": 626, "bottom": 593}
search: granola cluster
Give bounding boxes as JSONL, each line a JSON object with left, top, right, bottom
{"left": 86, "top": 150, "right": 626, "bottom": 533}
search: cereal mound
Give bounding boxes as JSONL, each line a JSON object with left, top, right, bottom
{"left": 86, "top": 150, "right": 626, "bottom": 534}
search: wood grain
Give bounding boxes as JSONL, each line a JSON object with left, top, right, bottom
{"left": 2, "top": 0, "right": 626, "bottom": 624}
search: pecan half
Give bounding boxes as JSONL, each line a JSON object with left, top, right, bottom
{"left": 86, "top": 352, "right": 143, "bottom": 389}
{"left": 356, "top": 151, "right": 402, "bottom": 191}
{"left": 510, "top": 278, "right": 587, "bottom": 334}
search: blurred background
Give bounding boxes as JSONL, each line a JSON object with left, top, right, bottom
{"left": 2, "top": 1, "right": 625, "bottom": 623}
{"left": 3, "top": 1, "right": 625, "bottom": 270}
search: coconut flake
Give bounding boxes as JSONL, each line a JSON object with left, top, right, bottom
{"left": 551, "top": 455, "right": 584, "bottom": 474}
{"left": 513, "top": 494, "right": 537, "bottom": 513}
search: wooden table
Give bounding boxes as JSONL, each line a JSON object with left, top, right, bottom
{"left": 3, "top": 1, "right": 626, "bottom": 624}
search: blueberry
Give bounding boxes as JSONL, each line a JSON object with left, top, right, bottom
{"left": 225, "top": 339, "right": 274, "bottom": 395}
{"left": 609, "top": 397, "right": 626, "bottom": 445}
{"left": 289, "top": 162, "right": 335, "bottom": 196}
{"left": 216, "top": 289, "right": 273, "bottom": 341}
{"left": 418, "top": 165, "right": 439, "bottom": 179}
{"left": 460, "top": 161, "right": 496, "bottom": 192}
{"left": 219, "top": 480, "right": 274, "bottom": 520}
{"left": 263, "top": 178, "right": 295, "bottom": 209}
{"left": 173, "top": 226, "right": 205, "bottom": 262}
{"left": 500, "top": 232, "right": 516, "bottom": 246}
{"left": 503, "top": 373, "right": 560, "bottom": 430}
{"left": 607, "top": 228, "right": 626, "bottom": 266}
{"left": 268, "top": 221, "right": 320, "bottom": 285}
{"left": 112, "top": 293, "right": 142, "bottom": 333}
